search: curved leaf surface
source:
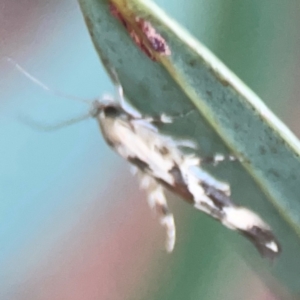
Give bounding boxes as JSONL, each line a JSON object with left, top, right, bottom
{"left": 78, "top": 0, "right": 300, "bottom": 294}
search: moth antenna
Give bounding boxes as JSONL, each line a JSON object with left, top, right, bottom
{"left": 104, "top": 63, "right": 142, "bottom": 118}
{"left": 5, "top": 57, "right": 92, "bottom": 105}
{"left": 106, "top": 66, "right": 124, "bottom": 102}
{"left": 19, "top": 113, "right": 91, "bottom": 132}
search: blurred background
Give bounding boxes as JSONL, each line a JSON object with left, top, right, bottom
{"left": 1, "top": 0, "right": 300, "bottom": 299}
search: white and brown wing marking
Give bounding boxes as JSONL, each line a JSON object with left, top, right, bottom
{"left": 95, "top": 99, "right": 281, "bottom": 260}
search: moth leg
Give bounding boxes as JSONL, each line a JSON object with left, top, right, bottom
{"left": 131, "top": 114, "right": 172, "bottom": 127}
{"left": 138, "top": 173, "right": 176, "bottom": 252}
{"left": 145, "top": 108, "right": 195, "bottom": 125}
{"left": 201, "top": 154, "right": 238, "bottom": 166}
{"left": 130, "top": 114, "right": 173, "bottom": 133}
{"left": 149, "top": 184, "right": 176, "bottom": 253}
{"left": 172, "top": 139, "right": 197, "bottom": 150}
{"left": 104, "top": 64, "right": 143, "bottom": 119}
{"left": 145, "top": 114, "right": 173, "bottom": 124}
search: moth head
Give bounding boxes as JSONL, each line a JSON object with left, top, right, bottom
{"left": 90, "top": 97, "right": 123, "bottom": 120}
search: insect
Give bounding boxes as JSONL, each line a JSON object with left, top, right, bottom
{"left": 10, "top": 59, "right": 281, "bottom": 260}
{"left": 98, "top": 78, "right": 281, "bottom": 259}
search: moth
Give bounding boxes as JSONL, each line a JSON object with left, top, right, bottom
{"left": 92, "top": 69, "right": 280, "bottom": 260}
{"left": 10, "top": 59, "right": 281, "bottom": 260}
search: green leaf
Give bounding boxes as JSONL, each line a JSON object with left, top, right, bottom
{"left": 78, "top": 0, "right": 300, "bottom": 295}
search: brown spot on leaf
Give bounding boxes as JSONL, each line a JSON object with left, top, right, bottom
{"left": 206, "top": 90, "right": 212, "bottom": 97}
{"left": 259, "top": 146, "right": 266, "bottom": 155}
{"left": 135, "top": 17, "right": 171, "bottom": 55}
{"left": 270, "top": 146, "right": 278, "bottom": 154}
{"left": 188, "top": 59, "right": 197, "bottom": 67}
{"left": 221, "top": 79, "right": 230, "bottom": 87}
{"left": 268, "top": 168, "right": 280, "bottom": 178}
{"left": 109, "top": 1, "right": 171, "bottom": 61}
{"left": 233, "top": 123, "right": 240, "bottom": 130}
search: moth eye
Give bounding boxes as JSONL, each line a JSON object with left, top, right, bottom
{"left": 104, "top": 106, "right": 120, "bottom": 117}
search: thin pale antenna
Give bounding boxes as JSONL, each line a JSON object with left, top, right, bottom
{"left": 5, "top": 57, "right": 92, "bottom": 105}
{"left": 19, "top": 113, "right": 91, "bottom": 132}
{"left": 106, "top": 66, "right": 124, "bottom": 101}
{"left": 105, "top": 64, "right": 142, "bottom": 118}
